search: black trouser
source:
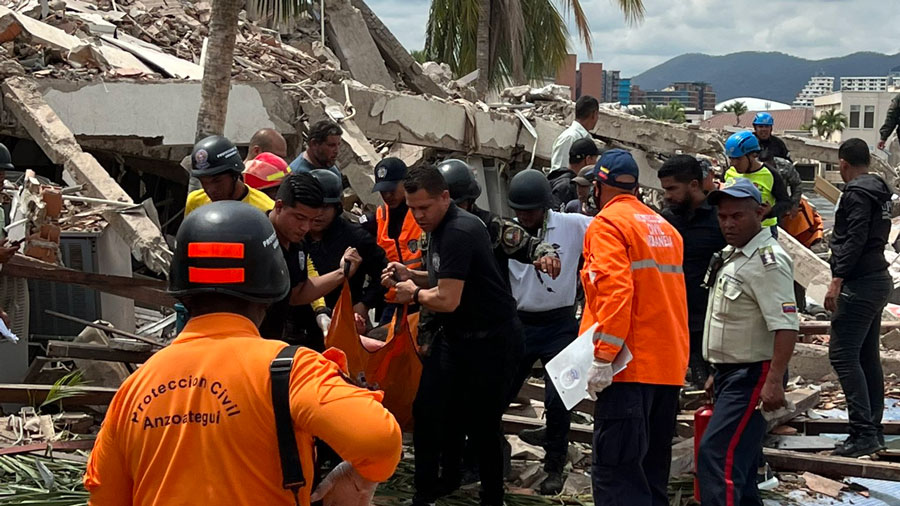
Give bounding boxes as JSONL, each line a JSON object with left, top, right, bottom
{"left": 591, "top": 383, "right": 680, "bottom": 506}
{"left": 413, "top": 320, "right": 524, "bottom": 505}
{"left": 697, "top": 362, "right": 769, "bottom": 506}
{"left": 507, "top": 309, "right": 578, "bottom": 472}
{"left": 689, "top": 330, "right": 710, "bottom": 388}
{"left": 829, "top": 270, "right": 892, "bottom": 440}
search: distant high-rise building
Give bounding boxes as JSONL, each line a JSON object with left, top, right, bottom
{"left": 639, "top": 82, "right": 717, "bottom": 112}
{"left": 556, "top": 54, "right": 577, "bottom": 100}
{"left": 793, "top": 76, "right": 835, "bottom": 108}
{"left": 579, "top": 62, "right": 604, "bottom": 100}
{"left": 602, "top": 70, "right": 621, "bottom": 102}
{"left": 618, "top": 78, "right": 632, "bottom": 106}
{"left": 840, "top": 76, "right": 891, "bottom": 92}
{"left": 672, "top": 82, "right": 716, "bottom": 111}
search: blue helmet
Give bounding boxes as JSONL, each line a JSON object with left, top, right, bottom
{"left": 725, "top": 130, "right": 761, "bottom": 158}
{"left": 752, "top": 112, "right": 774, "bottom": 126}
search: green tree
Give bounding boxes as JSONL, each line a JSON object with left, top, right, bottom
{"left": 425, "top": 0, "right": 645, "bottom": 95}
{"left": 722, "top": 101, "right": 748, "bottom": 126}
{"left": 410, "top": 49, "right": 428, "bottom": 64}
{"left": 636, "top": 101, "right": 685, "bottom": 124}
{"left": 807, "top": 109, "right": 848, "bottom": 139}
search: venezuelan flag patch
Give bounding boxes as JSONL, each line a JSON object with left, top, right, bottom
{"left": 782, "top": 302, "right": 797, "bottom": 314}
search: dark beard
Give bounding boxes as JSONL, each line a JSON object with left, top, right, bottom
{"left": 666, "top": 199, "right": 692, "bottom": 216}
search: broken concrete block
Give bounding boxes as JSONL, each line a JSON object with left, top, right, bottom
{"left": 883, "top": 328, "right": 900, "bottom": 350}
{"left": 41, "top": 187, "right": 62, "bottom": 218}
{"left": 323, "top": 0, "right": 395, "bottom": 90}
{"left": 562, "top": 472, "right": 592, "bottom": 496}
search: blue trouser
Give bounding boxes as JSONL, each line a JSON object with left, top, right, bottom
{"left": 829, "top": 270, "right": 892, "bottom": 440}
{"left": 591, "top": 383, "right": 680, "bottom": 506}
{"left": 507, "top": 311, "right": 578, "bottom": 471}
{"left": 697, "top": 362, "right": 769, "bottom": 506}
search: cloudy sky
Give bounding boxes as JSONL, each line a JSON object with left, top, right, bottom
{"left": 368, "top": 0, "right": 900, "bottom": 77}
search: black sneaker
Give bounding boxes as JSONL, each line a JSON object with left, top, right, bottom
{"left": 539, "top": 471, "right": 565, "bottom": 495}
{"left": 833, "top": 436, "right": 882, "bottom": 458}
{"left": 756, "top": 463, "right": 778, "bottom": 491}
{"left": 518, "top": 427, "right": 548, "bottom": 447}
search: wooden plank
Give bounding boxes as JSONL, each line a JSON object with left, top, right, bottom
{"left": 45, "top": 310, "right": 165, "bottom": 348}
{"left": 46, "top": 340, "right": 154, "bottom": 363}
{"left": 0, "top": 438, "right": 95, "bottom": 456}
{"left": 3, "top": 254, "right": 174, "bottom": 308}
{"left": 786, "top": 418, "right": 900, "bottom": 436}
{"left": 814, "top": 175, "right": 842, "bottom": 205}
{"left": 0, "top": 384, "right": 117, "bottom": 406}
{"left": 764, "top": 448, "right": 900, "bottom": 481}
{"left": 502, "top": 414, "right": 592, "bottom": 444}
{"left": 674, "top": 389, "right": 819, "bottom": 437}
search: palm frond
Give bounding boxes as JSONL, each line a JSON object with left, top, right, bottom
{"left": 615, "top": 0, "right": 646, "bottom": 25}
{"left": 246, "top": 0, "right": 312, "bottom": 25}
{"left": 39, "top": 370, "right": 87, "bottom": 413}
{"left": 556, "top": 0, "right": 593, "bottom": 58}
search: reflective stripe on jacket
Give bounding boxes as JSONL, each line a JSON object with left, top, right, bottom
{"left": 376, "top": 204, "right": 423, "bottom": 302}
{"left": 579, "top": 194, "right": 689, "bottom": 386}
{"left": 724, "top": 167, "right": 777, "bottom": 227}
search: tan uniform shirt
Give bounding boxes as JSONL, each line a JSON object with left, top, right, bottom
{"left": 703, "top": 228, "right": 799, "bottom": 364}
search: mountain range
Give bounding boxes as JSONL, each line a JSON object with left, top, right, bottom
{"left": 631, "top": 51, "right": 900, "bottom": 105}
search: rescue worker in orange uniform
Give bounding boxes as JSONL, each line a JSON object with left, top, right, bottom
{"left": 581, "top": 149, "right": 690, "bottom": 506}
{"left": 84, "top": 201, "right": 402, "bottom": 506}
{"left": 359, "top": 157, "right": 423, "bottom": 324}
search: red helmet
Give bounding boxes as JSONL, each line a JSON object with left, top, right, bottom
{"left": 243, "top": 153, "right": 290, "bottom": 190}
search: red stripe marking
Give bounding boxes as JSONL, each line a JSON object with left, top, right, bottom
{"left": 724, "top": 361, "right": 770, "bottom": 506}
{"left": 188, "top": 267, "right": 245, "bottom": 284}
{"left": 187, "top": 242, "right": 244, "bottom": 259}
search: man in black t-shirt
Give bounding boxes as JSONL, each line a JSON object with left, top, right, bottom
{"left": 259, "top": 172, "right": 361, "bottom": 349}
{"left": 382, "top": 166, "right": 523, "bottom": 506}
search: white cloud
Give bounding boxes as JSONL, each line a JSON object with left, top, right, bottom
{"left": 366, "top": 0, "right": 900, "bottom": 77}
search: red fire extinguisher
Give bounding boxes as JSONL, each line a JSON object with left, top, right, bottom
{"left": 694, "top": 405, "right": 714, "bottom": 501}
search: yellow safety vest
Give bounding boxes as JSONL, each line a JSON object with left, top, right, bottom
{"left": 724, "top": 166, "right": 777, "bottom": 227}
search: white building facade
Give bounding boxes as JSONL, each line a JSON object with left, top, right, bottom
{"left": 793, "top": 76, "right": 835, "bottom": 108}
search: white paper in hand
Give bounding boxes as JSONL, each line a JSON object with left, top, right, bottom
{"left": 545, "top": 323, "right": 631, "bottom": 410}
{"left": 0, "top": 318, "right": 18, "bottom": 344}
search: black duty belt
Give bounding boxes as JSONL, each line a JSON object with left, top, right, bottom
{"left": 517, "top": 306, "right": 575, "bottom": 325}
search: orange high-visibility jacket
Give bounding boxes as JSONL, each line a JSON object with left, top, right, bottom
{"left": 580, "top": 194, "right": 690, "bottom": 386}
{"left": 376, "top": 204, "right": 423, "bottom": 302}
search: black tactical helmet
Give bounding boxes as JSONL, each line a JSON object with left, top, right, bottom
{"left": 191, "top": 135, "right": 244, "bottom": 178}
{"left": 508, "top": 169, "right": 552, "bottom": 210}
{"left": 437, "top": 158, "right": 481, "bottom": 203}
{"left": 0, "top": 143, "right": 13, "bottom": 171}
{"left": 169, "top": 201, "right": 289, "bottom": 303}
{"left": 310, "top": 169, "right": 343, "bottom": 204}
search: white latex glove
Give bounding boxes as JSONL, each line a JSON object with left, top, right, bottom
{"left": 316, "top": 313, "right": 332, "bottom": 336}
{"left": 586, "top": 360, "right": 614, "bottom": 400}
{"left": 309, "top": 461, "right": 378, "bottom": 506}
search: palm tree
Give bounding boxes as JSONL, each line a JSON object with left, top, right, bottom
{"left": 425, "top": 0, "right": 645, "bottom": 95}
{"left": 635, "top": 100, "right": 685, "bottom": 124}
{"left": 195, "top": 0, "right": 247, "bottom": 140}
{"left": 722, "top": 101, "right": 748, "bottom": 127}
{"left": 821, "top": 109, "right": 848, "bottom": 138}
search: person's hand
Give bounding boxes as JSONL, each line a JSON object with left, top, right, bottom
{"left": 760, "top": 376, "right": 786, "bottom": 413}
{"left": 381, "top": 262, "right": 410, "bottom": 288}
{"left": 586, "top": 360, "right": 614, "bottom": 400}
{"left": 339, "top": 248, "right": 362, "bottom": 278}
{"left": 878, "top": 140, "right": 887, "bottom": 150}
{"left": 316, "top": 313, "right": 332, "bottom": 336}
{"left": 704, "top": 375, "right": 715, "bottom": 404}
{"left": 394, "top": 280, "right": 417, "bottom": 304}
{"left": 824, "top": 277, "right": 842, "bottom": 313}
{"left": 354, "top": 313, "right": 368, "bottom": 335}
{"left": 310, "top": 461, "right": 378, "bottom": 506}
{"left": 0, "top": 240, "right": 19, "bottom": 264}
{"left": 533, "top": 255, "right": 561, "bottom": 279}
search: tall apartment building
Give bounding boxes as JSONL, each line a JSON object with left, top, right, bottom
{"left": 578, "top": 62, "right": 604, "bottom": 100}
{"left": 603, "top": 70, "right": 621, "bottom": 102}
{"left": 672, "top": 82, "right": 716, "bottom": 111}
{"left": 840, "top": 76, "right": 891, "bottom": 92}
{"left": 618, "top": 78, "right": 632, "bottom": 106}
{"left": 793, "top": 76, "right": 835, "bottom": 108}
{"left": 640, "top": 82, "right": 717, "bottom": 112}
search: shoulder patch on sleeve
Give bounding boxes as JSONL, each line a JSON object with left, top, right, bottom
{"left": 501, "top": 221, "right": 526, "bottom": 249}
{"left": 759, "top": 245, "right": 777, "bottom": 269}
{"left": 782, "top": 302, "right": 797, "bottom": 314}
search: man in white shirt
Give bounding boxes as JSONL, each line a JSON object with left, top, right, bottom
{"left": 548, "top": 95, "right": 600, "bottom": 172}
{"left": 505, "top": 169, "right": 593, "bottom": 495}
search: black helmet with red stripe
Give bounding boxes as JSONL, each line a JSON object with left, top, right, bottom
{"left": 169, "top": 201, "right": 289, "bottom": 303}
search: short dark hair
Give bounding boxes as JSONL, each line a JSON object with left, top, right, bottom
{"left": 838, "top": 138, "right": 870, "bottom": 168}
{"left": 308, "top": 120, "right": 342, "bottom": 145}
{"left": 276, "top": 172, "right": 324, "bottom": 208}
{"left": 658, "top": 155, "right": 703, "bottom": 184}
{"left": 403, "top": 165, "right": 448, "bottom": 196}
{"left": 575, "top": 95, "right": 600, "bottom": 120}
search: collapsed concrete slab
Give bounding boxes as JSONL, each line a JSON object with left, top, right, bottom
{"left": 589, "top": 110, "right": 725, "bottom": 158}
{"left": 324, "top": 0, "right": 395, "bottom": 91}
{"left": 1, "top": 76, "right": 171, "bottom": 274}
{"left": 783, "top": 134, "right": 897, "bottom": 188}
{"left": 777, "top": 231, "right": 831, "bottom": 306}
{"left": 350, "top": 0, "right": 447, "bottom": 98}
{"left": 33, "top": 79, "right": 296, "bottom": 148}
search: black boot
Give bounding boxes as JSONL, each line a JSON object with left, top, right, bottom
{"left": 833, "top": 435, "right": 882, "bottom": 458}
{"left": 539, "top": 471, "right": 564, "bottom": 495}
{"left": 518, "top": 427, "right": 548, "bottom": 447}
